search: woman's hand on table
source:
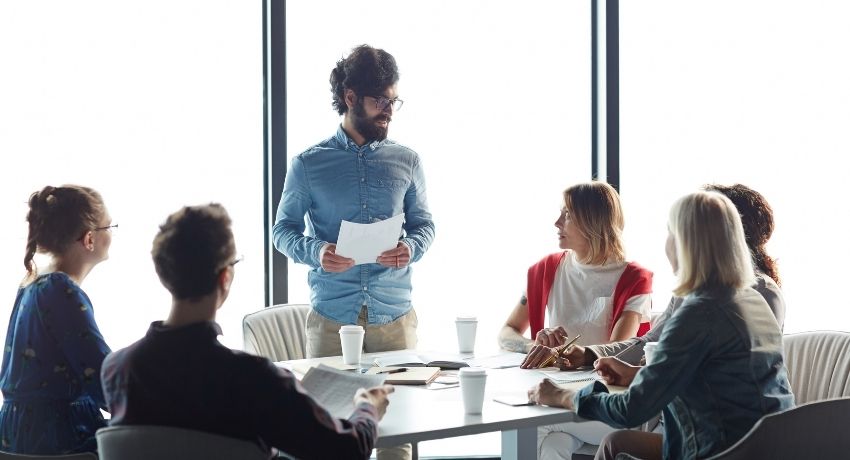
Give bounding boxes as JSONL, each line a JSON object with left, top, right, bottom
{"left": 528, "top": 378, "right": 576, "bottom": 410}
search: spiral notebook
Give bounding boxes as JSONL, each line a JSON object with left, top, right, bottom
{"left": 539, "top": 368, "right": 602, "bottom": 384}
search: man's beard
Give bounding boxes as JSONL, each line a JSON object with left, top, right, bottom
{"left": 352, "top": 100, "right": 390, "bottom": 143}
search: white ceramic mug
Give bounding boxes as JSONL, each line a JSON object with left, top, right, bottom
{"left": 459, "top": 367, "right": 487, "bottom": 414}
{"left": 339, "top": 325, "right": 365, "bottom": 365}
{"left": 643, "top": 342, "right": 659, "bottom": 365}
{"left": 455, "top": 316, "right": 478, "bottom": 353}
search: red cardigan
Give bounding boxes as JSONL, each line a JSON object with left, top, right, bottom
{"left": 526, "top": 252, "right": 652, "bottom": 341}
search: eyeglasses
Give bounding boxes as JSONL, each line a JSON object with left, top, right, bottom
{"left": 228, "top": 255, "right": 244, "bottom": 267}
{"left": 365, "top": 95, "right": 403, "bottom": 112}
{"left": 94, "top": 224, "right": 118, "bottom": 232}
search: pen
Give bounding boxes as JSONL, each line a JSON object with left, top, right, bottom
{"left": 377, "top": 367, "right": 407, "bottom": 374}
{"left": 537, "top": 334, "right": 582, "bottom": 369}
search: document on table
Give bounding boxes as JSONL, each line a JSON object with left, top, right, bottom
{"left": 466, "top": 352, "right": 527, "bottom": 369}
{"left": 539, "top": 368, "right": 602, "bottom": 384}
{"left": 335, "top": 213, "right": 405, "bottom": 265}
{"left": 300, "top": 364, "right": 387, "bottom": 419}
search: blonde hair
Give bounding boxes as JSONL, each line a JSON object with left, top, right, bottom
{"left": 669, "top": 191, "right": 755, "bottom": 296}
{"left": 563, "top": 181, "right": 626, "bottom": 265}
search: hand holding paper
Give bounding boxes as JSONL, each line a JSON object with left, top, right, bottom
{"left": 335, "top": 213, "right": 406, "bottom": 266}
{"left": 377, "top": 242, "right": 411, "bottom": 269}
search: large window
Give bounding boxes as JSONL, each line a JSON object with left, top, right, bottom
{"left": 620, "top": 1, "right": 850, "bottom": 331}
{"left": 284, "top": 0, "right": 592, "bottom": 352}
{"left": 0, "top": 1, "right": 263, "bottom": 358}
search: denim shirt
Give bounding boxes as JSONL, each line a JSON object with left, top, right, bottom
{"left": 273, "top": 126, "right": 435, "bottom": 325}
{"left": 574, "top": 285, "right": 794, "bottom": 459}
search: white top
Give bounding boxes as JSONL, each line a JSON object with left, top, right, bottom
{"left": 547, "top": 251, "right": 651, "bottom": 345}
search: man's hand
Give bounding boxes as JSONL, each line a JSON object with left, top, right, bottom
{"left": 354, "top": 384, "right": 395, "bottom": 420}
{"left": 320, "top": 244, "right": 355, "bottom": 273}
{"left": 520, "top": 344, "right": 559, "bottom": 369}
{"left": 556, "top": 344, "right": 589, "bottom": 370}
{"left": 528, "top": 378, "right": 575, "bottom": 410}
{"left": 377, "top": 242, "right": 411, "bottom": 269}
{"left": 534, "top": 326, "right": 568, "bottom": 348}
{"left": 594, "top": 357, "right": 640, "bottom": 386}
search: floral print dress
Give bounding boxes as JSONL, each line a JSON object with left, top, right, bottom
{"left": 0, "top": 272, "right": 111, "bottom": 454}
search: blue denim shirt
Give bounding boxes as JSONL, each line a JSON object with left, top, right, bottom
{"left": 273, "top": 126, "right": 435, "bottom": 325}
{"left": 574, "top": 285, "right": 794, "bottom": 459}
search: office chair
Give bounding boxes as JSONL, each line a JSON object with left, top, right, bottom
{"left": 96, "top": 425, "right": 271, "bottom": 460}
{"left": 243, "top": 303, "right": 311, "bottom": 361}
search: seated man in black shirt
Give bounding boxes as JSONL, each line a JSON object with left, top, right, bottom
{"left": 101, "top": 203, "right": 392, "bottom": 459}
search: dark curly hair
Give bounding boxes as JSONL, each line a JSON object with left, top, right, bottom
{"left": 330, "top": 44, "right": 399, "bottom": 115}
{"left": 703, "top": 183, "right": 781, "bottom": 286}
{"left": 151, "top": 203, "right": 236, "bottom": 300}
{"left": 24, "top": 185, "right": 105, "bottom": 280}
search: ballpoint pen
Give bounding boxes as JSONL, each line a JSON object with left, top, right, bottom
{"left": 377, "top": 367, "right": 407, "bottom": 374}
{"left": 537, "top": 334, "right": 582, "bottom": 369}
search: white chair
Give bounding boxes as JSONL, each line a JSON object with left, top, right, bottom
{"left": 705, "top": 397, "right": 850, "bottom": 459}
{"left": 96, "top": 425, "right": 271, "bottom": 460}
{"left": 243, "top": 304, "right": 311, "bottom": 361}
{"left": 782, "top": 330, "right": 850, "bottom": 403}
{"left": 0, "top": 453, "right": 97, "bottom": 460}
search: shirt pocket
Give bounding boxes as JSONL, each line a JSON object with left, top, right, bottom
{"left": 585, "top": 296, "right": 613, "bottom": 328}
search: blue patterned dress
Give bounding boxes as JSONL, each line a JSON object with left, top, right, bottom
{"left": 0, "top": 273, "right": 111, "bottom": 454}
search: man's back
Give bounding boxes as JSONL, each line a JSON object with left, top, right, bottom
{"left": 101, "top": 321, "right": 379, "bottom": 459}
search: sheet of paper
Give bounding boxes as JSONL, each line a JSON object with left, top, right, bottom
{"left": 466, "top": 352, "right": 527, "bottom": 369}
{"left": 335, "top": 213, "right": 405, "bottom": 265}
{"left": 300, "top": 364, "right": 386, "bottom": 419}
{"left": 539, "top": 368, "right": 602, "bottom": 384}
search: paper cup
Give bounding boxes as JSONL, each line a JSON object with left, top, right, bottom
{"left": 455, "top": 316, "right": 478, "bottom": 353}
{"left": 339, "top": 325, "right": 365, "bottom": 365}
{"left": 643, "top": 342, "right": 659, "bottom": 365}
{"left": 459, "top": 367, "right": 487, "bottom": 414}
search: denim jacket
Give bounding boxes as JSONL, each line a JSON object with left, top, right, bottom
{"left": 574, "top": 285, "right": 794, "bottom": 459}
{"left": 273, "top": 126, "right": 435, "bottom": 325}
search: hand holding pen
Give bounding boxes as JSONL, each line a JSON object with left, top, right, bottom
{"left": 520, "top": 334, "right": 582, "bottom": 369}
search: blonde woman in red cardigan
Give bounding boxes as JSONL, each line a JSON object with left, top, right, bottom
{"left": 498, "top": 181, "right": 652, "bottom": 460}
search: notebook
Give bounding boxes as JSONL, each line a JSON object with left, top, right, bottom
{"left": 373, "top": 353, "right": 469, "bottom": 370}
{"left": 539, "top": 368, "right": 603, "bottom": 384}
{"left": 364, "top": 366, "right": 441, "bottom": 385}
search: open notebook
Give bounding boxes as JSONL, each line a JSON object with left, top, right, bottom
{"left": 364, "top": 366, "right": 441, "bottom": 385}
{"left": 373, "top": 353, "right": 469, "bottom": 370}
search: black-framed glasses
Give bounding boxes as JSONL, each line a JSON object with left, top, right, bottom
{"left": 228, "top": 255, "right": 244, "bottom": 267}
{"left": 94, "top": 224, "right": 118, "bottom": 232}
{"left": 365, "top": 95, "right": 403, "bottom": 112}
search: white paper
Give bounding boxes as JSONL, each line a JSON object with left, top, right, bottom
{"left": 335, "top": 213, "right": 405, "bottom": 265}
{"left": 300, "top": 364, "right": 386, "bottom": 419}
{"left": 466, "top": 352, "right": 527, "bottom": 369}
{"left": 539, "top": 368, "right": 602, "bottom": 384}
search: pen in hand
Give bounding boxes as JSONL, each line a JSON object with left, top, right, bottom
{"left": 377, "top": 367, "right": 407, "bottom": 374}
{"left": 537, "top": 334, "right": 582, "bottom": 369}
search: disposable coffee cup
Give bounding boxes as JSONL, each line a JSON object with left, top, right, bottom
{"left": 643, "top": 342, "right": 659, "bottom": 365}
{"left": 455, "top": 316, "right": 478, "bottom": 353}
{"left": 339, "top": 325, "right": 365, "bottom": 365}
{"left": 459, "top": 367, "right": 487, "bottom": 414}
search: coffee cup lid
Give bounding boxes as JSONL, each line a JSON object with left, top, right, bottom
{"left": 456, "top": 316, "right": 478, "bottom": 322}
{"left": 339, "top": 325, "right": 364, "bottom": 333}
{"left": 459, "top": 367, "right": 486, "bottom": 376}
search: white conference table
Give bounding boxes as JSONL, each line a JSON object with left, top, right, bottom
{"left": 282, "top": 350, "right": 587, "bottom": 460}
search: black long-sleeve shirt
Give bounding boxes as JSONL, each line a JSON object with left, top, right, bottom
{"left": 101, "top": 321, "right": 378, "bottom": 459}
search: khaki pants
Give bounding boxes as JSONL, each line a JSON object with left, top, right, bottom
{"left": 595, "top": 431, "right": 663, "bottom": 460}
{"left": 306, "top": 307, "right": 418, "bottom": 358}
{"left": 305, "top": 306, "right": 417, "bottom": 460}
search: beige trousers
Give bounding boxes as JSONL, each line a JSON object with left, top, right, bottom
{"left": 595, "top": 430, "right": 663, "bottom": 460}
{"left": 305, "top": 306, "right": 418, "bottom": 460}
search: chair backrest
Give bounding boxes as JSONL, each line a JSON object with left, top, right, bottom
{"left": 782, "top": 330, "right": 850, "bottom": 404}
{"left": 0, "top": 452, "right": 97, "bottom": 460}
{"left": 96, "top": 425, "right": 271, "bottom": 460}
{"left": 705, "top": 397, "right": 850, "bottom": 459}
{"left": 242, "top": 303, "right": 311, "bottom": 361}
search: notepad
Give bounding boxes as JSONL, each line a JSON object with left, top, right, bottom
{"left": 373, "top": 353, "right": 470, "bottom": 370}
{"left": 539, "top": 368, "right": 602, "bottom": 384}
{"left": 364, "top": 366, "right": 441, "bottom": 385}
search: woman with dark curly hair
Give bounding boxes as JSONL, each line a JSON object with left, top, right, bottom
{"left": 0, "top": 185, "right": 113, "bottom": 454}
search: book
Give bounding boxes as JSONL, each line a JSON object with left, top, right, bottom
{"left": 373, "top": 352, "right": 470, "bottom": 370}
{"left": 364, "top": 366, "right": 441, "bottom": 385}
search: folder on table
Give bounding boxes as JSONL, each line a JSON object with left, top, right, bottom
{"left": 365, "top": 366, "right": 441, "bottom": 385}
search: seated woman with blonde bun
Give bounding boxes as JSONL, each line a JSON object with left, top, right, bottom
{"left": 528, "top": 190, "right": 794, "bottom": 460}
{"left": 498, "top": 181, "right": 653, "bottom": 460}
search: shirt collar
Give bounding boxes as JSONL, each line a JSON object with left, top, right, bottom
{"left": 335, "top": 125, "right": 387, "bottom": 152}
{"left": 147, "top": 320, "right": 223, "bottom": 340}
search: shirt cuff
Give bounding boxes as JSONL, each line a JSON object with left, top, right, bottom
{"left": 400, "top": 239, "right": 414, "bottom": 260}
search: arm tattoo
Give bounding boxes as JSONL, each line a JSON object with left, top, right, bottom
{"left": 500, "top": 337, "right": 531, "bottom": 354}
{"left": 520, "top": 294, "right": 527, "bottom": 306}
